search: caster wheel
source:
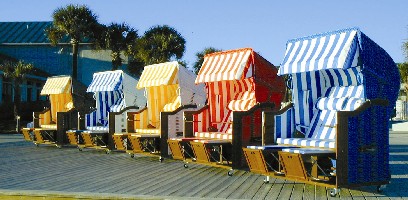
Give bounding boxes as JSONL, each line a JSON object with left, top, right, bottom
{"left": 377, "top": 185, "right": 386, "bottom": 193}
{"left": 105, "top": 150, "right": 111, "bottom": 154}
{"left": 130, "top": 153, "right": 134, "bottom": 158}
{"left": 159, "top": 157, "right": 164, "bottom": 162}
{"left": 183, "top": 164, "right": 188, "bottom": 168}
{"left": 263, "top": 177, "right": 270, "bottom": 183}
{"left": 56, "top": 145, "right": 61, "bottom": 149}
{"left": 78, "top": 148, "right": 83, "bottom": 151}
{"left": 35, "top": 143, "right": 39, "bottom": 147}
{"left": 227, "top": 170, "right": 234, "bottom": 176}
{"left": 330, "top": 188, "right": 339, "bottom": 197}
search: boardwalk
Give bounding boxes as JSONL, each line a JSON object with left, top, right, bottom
{"left": 0, "top": 133, "right": 407, "bottom": 200}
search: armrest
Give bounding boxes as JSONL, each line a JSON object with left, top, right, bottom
{"left": 262, "top": 103, "right": 295, "bottom": 145}
{"left": 336, "top": 98, "right": 390, "bottom": 186}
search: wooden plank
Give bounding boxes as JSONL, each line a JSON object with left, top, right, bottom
{"left": 211, "top": 171, "right": 252, "bottom": 199}
{"left": 315, "top": 185, "right": 327, "bottom": 199}
{"left": 200, "top": 170, "right": 247, "bottom": 199}
{"left": 167, "top": 167, "right": 225, "bottom": 197}
{"left": 131, "top": 164, "right": 214, "bottom": 195}
{"left": 303, "top": 183, "right": 315, "bottom": 200}
{"left": 265, "top": 177, "right": 285, "bottom": 199}
{"left": 276, "top": 180, "right": 295, "bottom": 199}
{"left": 193, "top": 170, "right": 247, "bottom": 198}
{"left": 290, "top": 182, "right": 305, "bottom": 199}
{"left": 226, "top": 172, "right": 261, "bottom": 199}
{"left": 349, "top": 188, "right": 365, "bottom": 200}
{"left": 251, "top": 176, "right": 276, "bottom": 199}
{"left": 239, "top": 174, "right": 268, "bottom": 199}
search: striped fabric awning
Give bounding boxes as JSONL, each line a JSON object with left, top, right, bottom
{"left": 87, "top": 70, "right": 123, "bottom": 92}
{"left": 195, "top": 48, "right": 253, "bottom": 83}
{"left": 137, "top": 61, "right": 179, "bottom": 88}
{"left": 278, "top": 28, "right": 359, "bottom": 75}
{"left": 40, "top": 76, "right": 71, "bottom": 95}
{"left": 227, "top": 78, "right": 256, "bottom": 111}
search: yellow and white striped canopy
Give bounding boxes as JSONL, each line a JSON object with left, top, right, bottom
{"left": 137, "top": 61, "right": 179, "bottom": 89}
{"left": 40, "top": 76, "right": 71, "bottom": 95}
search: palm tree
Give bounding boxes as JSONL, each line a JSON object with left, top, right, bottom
{"left": 96, "top": 23, "right": 138, "bottom": 70}
{"left": 46, "top": 4, "right": 100, "bottom": 80}
{"left": 0, "top": 60, "right": 33, "bottom": 121}
{"left": 192, "top": 47, "right": 222, "bottom": 74}
{"left": 133, "top": 25, "right": 186, "bottom": 65}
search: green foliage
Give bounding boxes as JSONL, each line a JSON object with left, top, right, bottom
{"left": 96, "top": 23, "right": 139, "bottom": 70}
{"left": 46, "top": 4, "right": 100, "bottom": 44}
{"left": 0, "top": 60, "right": 33, "bottom": 81}
{"left": 132, "top": 25, "right": 186, "bottom": 65}
{"left": 192, "top": 47, "right": 222, "bottom": 75}
{"left": 398, "top": 62, "right": 408, "bottom": 84}
{"left": 0, "top": 60, "right": 34, "bottom": 118}
{"left": 46, "top": 4, "right": 100, "bottom": 79}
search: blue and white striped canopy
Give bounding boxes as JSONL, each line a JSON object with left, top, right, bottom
{"left": 87, "top": 70, "right": 123, "bottom": 92}
{"left": 278, "top": 28, "right": 359, "bottom": 75}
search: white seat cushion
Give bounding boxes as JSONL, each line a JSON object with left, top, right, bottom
{"left": 276, "top": 138, "right": 335, "bottom": 148}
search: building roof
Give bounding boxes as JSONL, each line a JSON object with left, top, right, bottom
{"left": 0, "top": 21, "right": 91, "bottom": 44}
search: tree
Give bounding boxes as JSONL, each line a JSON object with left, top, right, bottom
{"left": 398, "top": 62, "right": 408, "bottom": 89}
{"left": 0, "top": 60, "right": 33, "bottom": 120}
{"left": 96, "top": 23, "right": 138, "bottom": 70}
{"left": 192, "top": 47, "right": 222, "bottom": 74}
{"left": 46, "top": 4, "right": 100, "bottom": 80}
{"left": 133, "top": 25, "right": 186, "bottom": 65}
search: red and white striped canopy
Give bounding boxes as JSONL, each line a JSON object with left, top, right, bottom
{"left": 195, "top": 48, "right": 253, "bottom": 83}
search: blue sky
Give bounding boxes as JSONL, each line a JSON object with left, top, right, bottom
{"left": 0, "top": 0, "right": 407, "bottom": 69}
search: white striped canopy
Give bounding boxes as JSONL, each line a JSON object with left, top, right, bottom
{"left": 279, "top": 28, "right": 359, "bottom": 75}
{"left": 40, "top": 76, "right": 71, "bottom": 95}
{"left": 137, "top": 61, "right": 179, "bottom": 88}
{"left": 87, "top": 70, "right": 123, "bottom": 92}
{"left": 195, "top": 48, "right": 253, "bottom": 83}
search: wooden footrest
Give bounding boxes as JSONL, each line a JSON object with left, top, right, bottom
{"left": 21, "top": 128, "right": 34, "bottom": 141}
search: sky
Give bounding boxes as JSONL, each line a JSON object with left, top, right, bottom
{"left": 0, "top": 0, "right": 407, "bottom": 70}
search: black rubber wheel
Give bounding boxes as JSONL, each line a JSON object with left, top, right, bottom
{"left": 183, "top": 164, "right": 188, "bottom": 168}
{"left": 377, "top": 185, "right": 385, "bottom": 193}
{"left": 329, "top": 189, "right": 338, "bottom": 197}
{"left": 78, "top": 148, "right": 82, "bottom": 151}
{"left": 159, "top": 157, "right": 164, "bottom": 162}
{"left": 130, "top": 154, "right": 134, "bottom": 158}
{"left": 263, "top": 178, "right": 269, "bottom": 183}
{"left": 227, "top": 170, "right": 234, "bottom": 176}
{"left": 105, "top": 150, "right": 111, "bottom": 154}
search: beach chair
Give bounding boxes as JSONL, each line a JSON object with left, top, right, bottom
{"left": 68, "top": 70, "right": 145, "bottom": 153}
{"left": 22, "top": 75, "right": 92, "bottom": 148}
{"left": 243, "top": 28, "right": 400, "bottom": 196}
{"left": 111, "top": 61, "right": 206, "bottom": 160}
{"left": 168, "top": 48, "right": 285, "bottom": 173}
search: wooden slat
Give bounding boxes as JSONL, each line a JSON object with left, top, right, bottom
{"left": 0, "top": 134, "right": 406, "bottom": 199}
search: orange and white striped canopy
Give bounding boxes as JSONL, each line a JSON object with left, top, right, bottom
{"left": 137, "top": 61, "right": 179, "bottom": 89}
{"left": 195, "top": 48, "right": 253, "bottom": 83}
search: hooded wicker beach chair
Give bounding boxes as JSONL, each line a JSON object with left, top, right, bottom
{"left": 21, "top": 75, "right": 92, "bottom": 147}
{"left": 66, "top": 70, "right": 145, "bottom": 153}
{"left": 111, "top": 61, "right": 206, "bottom": 159}
{"left": 168, "top": 48, "right": 285, "bottom": 173}
{"left": 243, "top": 28, "right": 400, "bottom": 196}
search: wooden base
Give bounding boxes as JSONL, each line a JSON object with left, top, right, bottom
{"left": 168, "top": 140, "right": 185, "bottom": 160}
{"left": 66, "top": 131, "right": 79, "bottom": 145}
{"left": 21, "top": 128, "right": 34, "bottom": 141}
{"left": 112, "top": 134, "right": 128, "bottom": 151}
{"left": 243, "top": 148, "right": 269, "bottom": 174}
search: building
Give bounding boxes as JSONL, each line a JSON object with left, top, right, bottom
{"left": 0, "top": 21, "right": 128, "bottom": 119}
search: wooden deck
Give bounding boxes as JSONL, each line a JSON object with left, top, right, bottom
{"left": 0, "top": 133, "right": 407, "bottom": 200}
